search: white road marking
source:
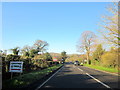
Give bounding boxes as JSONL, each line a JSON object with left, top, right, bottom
{"left": 84, "top": 66, "right": 119, "bottom": 76}
{"left": 35, "top": 66, "right": 64, "bottom": 90}
{"left": 86, "top": 73, "right": 111, "bottom": 89}
{"left": 78, "top": 68, "right": 83, "bottom": 72}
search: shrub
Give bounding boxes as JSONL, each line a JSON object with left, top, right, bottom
{"left": 101, "top": 52, "right": 118, "bottom": 68}
{"left": 6, "top": 54, "right": 20, "bottom": 61}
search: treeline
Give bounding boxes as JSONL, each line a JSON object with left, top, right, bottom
{"left": 68, "top": 3, "right": 119, "bottom": 69}
{"left": 0, "top": 40, "right": 67, "bottom": 80}
{"left": 91, "top": 44, "right": 118, "bottom": 69}
{"left": 67, "top": 44, "right": 119, "bottom": 69}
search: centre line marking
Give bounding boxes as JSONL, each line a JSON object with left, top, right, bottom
{"left": 78, "top": 68, "right": 83, "bottom": 72}
{"left": 86, "top": 73, "right": 111, "bottom": 89}
{"left": 35, "top": 66, "right": 64, "bottom": 90}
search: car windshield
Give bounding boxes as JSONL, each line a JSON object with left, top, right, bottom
{"left": 75, "top": 61, "right": 79, "bottom": 62}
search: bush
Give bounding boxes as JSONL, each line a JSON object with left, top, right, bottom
{"left": 101, "top": 52, "right": 118, "bottom": 68}
{"left": 6, "top": 54, "right": 20, "bottom": 61}
{"left": 3, "top": 64, "right": 63, "bottom": 88}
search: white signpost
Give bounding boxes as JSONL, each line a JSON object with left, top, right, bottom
{"left": 9, "top": 61, "right": 23, "bottom": 73}
{"left": 9, "top": 61, "right": 23, "bottom": 79}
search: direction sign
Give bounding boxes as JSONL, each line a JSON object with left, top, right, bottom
{"left": 9, "top": 61, "right": 23, "bottom": 73}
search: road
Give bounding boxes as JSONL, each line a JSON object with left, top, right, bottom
{"left": 35, "top": 63, "right": 120, "bottom": 89}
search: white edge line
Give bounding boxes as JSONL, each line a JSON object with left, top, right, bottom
{"left": 86, "top": 73, "right": 111, "bottom": 89}
{"left": 84, "top": 66, "right": 119, "bottom": 76}
{"left": 35, "top": 66, "right": 64, "bottom": 90}
{"left": 78, "top": 68, "right": 83, "bottom": 72}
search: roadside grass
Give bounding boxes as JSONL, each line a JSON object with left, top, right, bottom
{"left": 3, "top": 64, "right": 63, "bottom": 88}
{"left": 83, "top": 64, "right": 119, "bottom": 75}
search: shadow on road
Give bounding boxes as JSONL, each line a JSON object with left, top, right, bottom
{"left": 78, "top": 66, "right": 119, "bottom": 89}
{"left": 42, "top": 65, "right": 119, "bottom": 89}
{"left": 42, "top": 73, "right": 110, "bottom": 88}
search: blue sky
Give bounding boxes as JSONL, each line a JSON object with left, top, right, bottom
{"left": 2, "top": 2, "right": 111, "bottom": 54}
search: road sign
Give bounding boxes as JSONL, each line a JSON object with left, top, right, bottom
{"left": 9, "top": 61, "right": 23, "bottom": 73}
{"left": 53, "top": 59, "right": 58, "bottom": 61}
{"left": 53, "top": 57, "right": 58, "bottom": 61}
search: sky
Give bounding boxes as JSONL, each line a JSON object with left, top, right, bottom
{"left": 1, "top": 2, "right": 111, "bottom": 54}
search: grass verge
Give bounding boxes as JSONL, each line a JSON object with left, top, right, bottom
{"left": 3, "top": 64, "right": 63, "bottom": 88}
{"left": 83, "top": 64, "right": 119, "bottom": 75}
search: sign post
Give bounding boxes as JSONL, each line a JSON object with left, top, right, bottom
{"left": 9, "top": 61, "right": 23, "bottom": 79}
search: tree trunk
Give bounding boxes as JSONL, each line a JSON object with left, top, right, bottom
{"left": 87, "top": 52, "right": 91, "bottom": 64}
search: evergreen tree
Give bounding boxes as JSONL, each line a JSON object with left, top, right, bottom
{"left": 44, "top": 52, "right": 52, "bottom": 61}
{"left": 61, "top": 51, "right": 67, "bottom": 62}
{"left": 10, "top": 47, "right": 20, "bottom": 55}
{"left": 92, "top": 44, "right": 104, "bottom": 61}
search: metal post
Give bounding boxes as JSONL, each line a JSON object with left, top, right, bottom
{"left": 11, "top": 72, "right": 13, "bottom": 79}
{"left": 20, "top": 72, "right": 21, "bottom": 76}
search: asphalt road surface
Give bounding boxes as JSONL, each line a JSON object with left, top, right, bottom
{"left": 35, "top": 63, "right": 120, "bottom": 89}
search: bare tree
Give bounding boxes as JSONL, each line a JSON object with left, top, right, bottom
{"left": 98, "top": 2, "right": 119, "bottom": 46}
{"left": 33, "top": 40, "right": 49, "bottom": 53}
{"left": 77, "top": 31, "right": 96, "bottom": 64}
